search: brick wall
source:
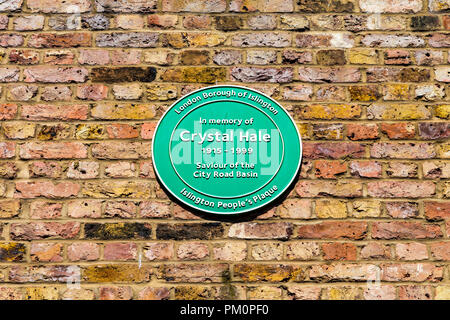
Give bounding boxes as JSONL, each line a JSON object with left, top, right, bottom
{"left": 0, "top": 0, "right": 449, "bottom": 300}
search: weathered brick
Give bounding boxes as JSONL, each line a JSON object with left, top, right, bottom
{"left": 90, "top": 67, "right": 156, "bottom": 83}
{"left": 386, "top": 162, "right": 418, "bottom": 178}
{"left": 213, "top": 242, "right": 247, "bottom": 261}
{"left": 27, "top": 0, "right": 92, "bottom": 13}
{"left": 230, "top": 0, "right": 293, "bottom": 12}
{"left": 163, "top": 67, "right": 226, "bottom": 83}
{"left": 0, "top": 242, "right": 26, "bottom": 261}
{"left": 372, "top": 222, "right": 442, "bottom": 239}
{"left": 20, "top": 142, "right": 87, "bottom": 159}
{"left": 92, "top": 142, "right": 151, "bottom": 159}
{"left": 10, "top": 222, "right": 80, "bottom": 240}
{"left": 360, "top": 0, "right": 422, "bottom": 13}
{"left": 29, "top": 201, "right": 62, "bottom": 219}
{"left": 298, "top": 67, "right": 361, "bottom": 83}
{"left": 381, "top": 263, "right": 443, "bottom": 282}
{"left": 158, "top": 263, "right": 229, "bottom": 283}
{"left": 83, "top": 265, "right": 151, "bottom": 283}
{"left": 362, "top": 34, "right": 425, "bottom": 48}
{"left": 21, "top": 104, "right": 88, "bottom": 120}
{"left": 157, "top": 223, "right": 223, "bottom": 240}
{"left": 349, "top": 162, "right": 380, "bottom": 180}
{"left": 234, "top": 264, "right": 304, "bottom": 282}
{"left": 371, "top": 143, "right": 435, "bottom": 159}
{"left": 367, "top": 67, "right": 430, "bottom": 82}
{"left": 228, "top": 222, "right": 292, "bottom": 240}
{"left": 163, "top": 0, "right": 226, "bottom": 12}
{"left": 302, "top": 142, "right": 365, "bottom": 159}
{"left": 29, "top": 33, "right": 91, "bottom": 48}
{"left": 9, "top": 265, "right": 80, "bottom": 283}
{"left": 177, "top": 242, "right": 209, "bottom": 260}
{"left": 14, "top": 181, "right": 80, "bottom": 199}
{"left": 24, "top": 66, "right": 88, "bottom": 83}
{"left": 419, "top": 123, "right": 450, "bottom": 140}
{"left": 82, "top": 181, "right": 155, "bottom": 199}
{"left": 104, "top": 243, "right": 137, "bottom": 261}
{"left": 425, "top": 202, "right": 450, "bottom": 221}
{"left": 96, "top": 32, "right": 158, "bottom": 47}
{"left": 322, "top": 243, "right": 357, "bottom": 261}
{"left": 0, "top": 103, "right": 17, "bottom": 120}
{"left": 138, "top": 287, "right": 170, "bottom": 300}
{"left": 232, "top": 33, "right": 290, "bottom": 47}
{"left": 91, "top": 103, "right": 155, "bottom": 120}
{"left": 297, "top": 222, "right": 368, "bottom": 240}
{"left": 99, "top": 287, "right": 133, "bottom": 300}
{"left": 309, "top": 264, "right": 377, "bottom": 282}
{"left": 84, "top": 223, "right": 150, "bottom": 240}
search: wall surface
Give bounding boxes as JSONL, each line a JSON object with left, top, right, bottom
{"left": 0, "top": 0, "right": 449, "bottom": 300}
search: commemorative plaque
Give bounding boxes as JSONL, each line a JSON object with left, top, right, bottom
{"left": 152, "top": 85, "right": 302, "bottom": 215}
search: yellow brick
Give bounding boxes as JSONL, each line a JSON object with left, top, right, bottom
{"left": 315, "top": 200, "right": 348, "bottom": 218}
{"left": 325, "top": 287, "right": 361, "bottom": 300}
{"left": 383, "top": 84, "right": 410, "bottom": 101}
{"left": 25, "top": 287, "right": 59, "bottom": 300}
{"left": 435, "top": 286, "right": 450, "bottom": 300}
{"left": 3, "top": 122, "right": 35, "bottom": 139}
{"left": 299, "top": 104, "right": 361, "bottom": 120}
{"left": 435, "top": 105, "right": 450, "bottom": 119}
{"left": 349, "top": 49, "right": 378, "bottom": 64}
{"left": 352, "top": 201, "right": 381, "bottom": 218}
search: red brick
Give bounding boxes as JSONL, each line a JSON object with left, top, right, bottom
{"left": 430, "top": 242, "right": 450, "bottom": 260}
{"left": 20, "top": 142, "right": 87, "bottom": 159}
{"left": 380, "top": 123, "right": 415, "bottom": 139}
{"left": 141, "top": 122, "right": 157, "bottom": 139}
{"left": 372, "top": 222, "right": 442, "bottom": 239}
{"left": 349, "top": 161, "right": 382, "bottom": 178}
{"left": 14, "top": 181, "right": 80, "bottom": 199}
{"left": 368, "top": 181, "right": 435, "bottom": 198}
{"left": 76, "top": 84, "right": 108, "bottom": 100}
{"left": 29, "top": 201, "right": 62, "bottom": 219}
{"left": 395, "top": 243, "right": 428, "bottom": 260}
{"left": 296, "top": 181, "right": 362, "bottom": 198}
{"left": 21, "top": 104, "right": 88, "bottom": 120}
{"left": 303, "top": 142, "right": 365, "bottom": 159}
{"left": 67, "top": 243, "right": 100, "bottom": 261}
{"left": 424, "top": 202, "right": 450, "bottom": 221}
{"left": 386, "top": 202, "right": 419, "bottom": 219}
{"left": 30, "top": 243, "right": 63, "bottom": 262}
{"left": 322, "top": 243, "right": 357, "bottom": 260}
{"left": 138, "top": 287, "right": 170, "bottom": 300}
{"left": 314, "top": 160, "right": 347, "bottom": 179}
{"left": 297, "top": 222, "right": 368, "bottom": 240}
{"left": 106, "top": 124, "right": 139, "bottom": 139}
{"left": 24, "top": 66, "right": 88, "bottom": 83}
{"left": 104, "top": 243, "right": 137, "bottom": 261}
{"left": 346, "top": 124, "right": 379, "bottom": 140}
{"left": 0, "top": 142, "right": 15, "bottom": 159}
{"left": 29, "top": 162, "right": 63, "bottom": 178}
{"left": 398, "top": 286, "right": 433, "bottom": 300}
{"left": 28, "top": 33, "right": 91, "bottom": 48}
{"left": 9, "top": 265, "right": 80, "bottom": 283}
{"left": 177, "top": 242, "right": 209, "bottom": 260}
{"left": 100, "top": 287, "right": 133, "bottom": 300}
{"left": 0, "top": 103, "right": 18, "bottom": 120}
{"left": 10, "top": 222, "right": 80, "bottom": 240}
{"left": 381, "top": 263, "right": 443, "bottom": 282}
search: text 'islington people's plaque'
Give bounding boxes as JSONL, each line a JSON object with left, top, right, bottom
{"left": 152, "top": 85, "right": 302, "bottom": 215}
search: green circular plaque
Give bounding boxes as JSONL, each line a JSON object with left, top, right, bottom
{"left": 152, "top": 85, "right": 302, "bottom": 215}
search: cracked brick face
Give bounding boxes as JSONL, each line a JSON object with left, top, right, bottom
{"left": 0, "top": 0, "right": 448, "bottom": 301}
